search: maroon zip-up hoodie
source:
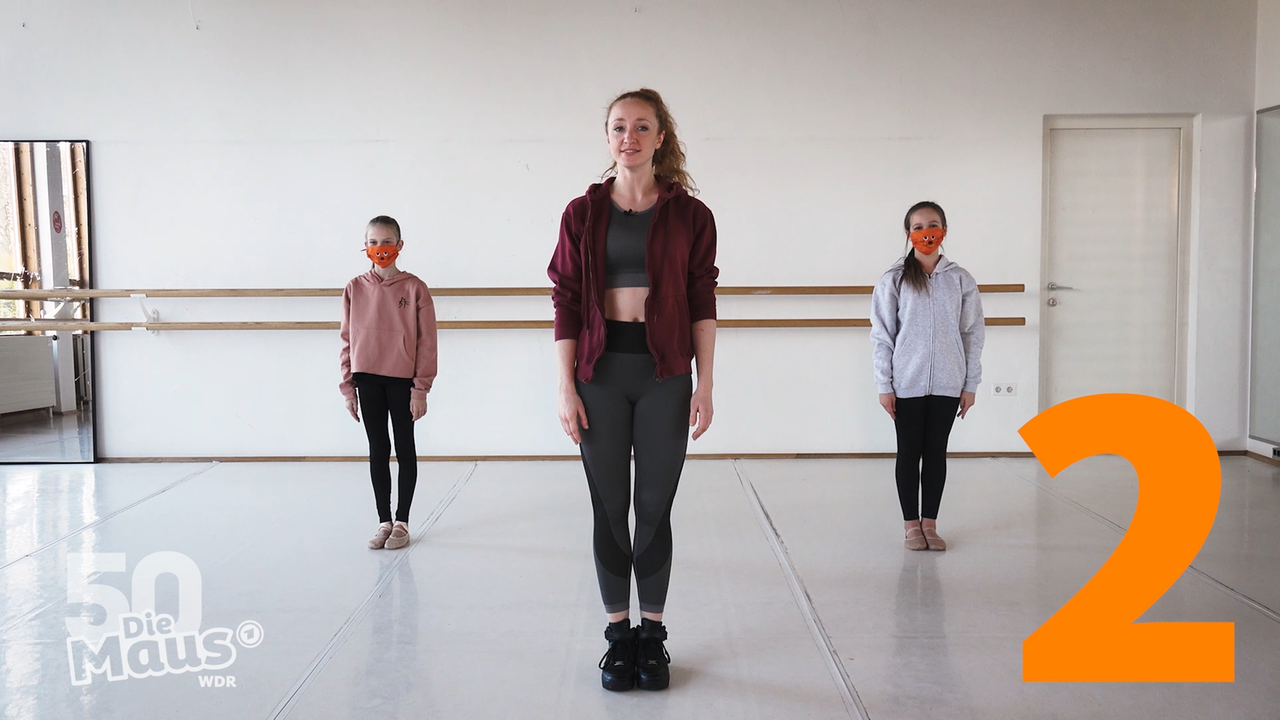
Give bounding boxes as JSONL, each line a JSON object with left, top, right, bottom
{"left": 548, "top": 176, "right": 718, "bottom": 383}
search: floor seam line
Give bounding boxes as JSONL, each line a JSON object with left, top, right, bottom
{"left": 733, "top": 459, "right": 870, "bottom": 720}
{"left": 0, "top": 461, "right": 220, "bottom": 574}
{"left": 991, "top": 456, "right": 1037, "bottom": 482}
{"left": 997, "top": 458, "right": 1280, "bottom": 625}
{"left": 266, "top": 461, "right": 478, "bottom": 720}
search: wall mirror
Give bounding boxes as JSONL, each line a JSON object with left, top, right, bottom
{"left": 1253, "top": 109, "right": 1280, "bottom": 447}
{"left": 0, "top": 141, "right": 95, "bottom": 463}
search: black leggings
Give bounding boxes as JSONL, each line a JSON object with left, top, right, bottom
{"left": 354, "top": 373, "right": 418, "bottom": 524}
{"left": 894, "top": 394, "right": 961, "bottom": 521}
{"left": 576, "top": 322, "right": 692, "bottom": 615}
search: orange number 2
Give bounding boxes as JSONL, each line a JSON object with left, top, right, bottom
{"left": 1019, "top": 393, "right": 1234, "bottom": 682}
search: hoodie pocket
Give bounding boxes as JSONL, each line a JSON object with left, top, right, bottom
{"left": 650, "top": 294, "right": 693, "bottom": 358}
{"left": 353, "top": 327, "right": 414, "bottom": 372}
{"left": 399, "top": 331, "right": 415, "bottom": 365}
{"left": 672, "top": 295, "right": 694, "bottom": 356}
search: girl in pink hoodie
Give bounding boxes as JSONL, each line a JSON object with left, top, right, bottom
{"left": 339, "top": 216, "right": 438, "bottom": 550}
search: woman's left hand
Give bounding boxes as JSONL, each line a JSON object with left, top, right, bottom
{"left": 411, "top": 398, "right": 428, "bottom": 422}
{"left": 690, "top": 385, "right": 714, "bottom": 440}
{"left": 958, "top": 391, "right": 976, "bottom": 419}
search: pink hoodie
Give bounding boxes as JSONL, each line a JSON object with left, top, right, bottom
{"left": 339, "top": 270, "right": 438, "bottom": 402}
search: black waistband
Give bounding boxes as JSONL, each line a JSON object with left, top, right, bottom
{"left": 352, "top": 372, "right": 413, "bottom": 386}
{"left": 604, "top": 320, "right": 650, "bottom": 354}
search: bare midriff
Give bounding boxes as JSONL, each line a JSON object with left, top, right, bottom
{"left": 604, "top": 287, "right": 648, "bottom": 322}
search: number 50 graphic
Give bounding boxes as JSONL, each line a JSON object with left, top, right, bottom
{"left": 1019, "top": 394, "right": 1234, "bottom": 682}
{"left": 65, "top": 551, "right": 203, "bottom": 644}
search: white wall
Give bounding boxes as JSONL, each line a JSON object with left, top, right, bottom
{"left": 1260, "top": 0, "right": 1280, "bottom": 108}
{"left": 0, "top": 0, "right": 1259, "bottom": 457}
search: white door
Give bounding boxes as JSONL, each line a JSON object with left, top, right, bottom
{"left": 1040, "top": 119, "right": 1190, "bottom": 410}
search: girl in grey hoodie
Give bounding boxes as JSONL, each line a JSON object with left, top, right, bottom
{"left": 870, "top": 201, "right": 984, "bottom": 551}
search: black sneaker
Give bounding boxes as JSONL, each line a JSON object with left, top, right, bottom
{"left": 635, "top": 618, "right": 670, "bottom": 690}
{"left": 599, "top": 623, "right": 636, "bottom": 691}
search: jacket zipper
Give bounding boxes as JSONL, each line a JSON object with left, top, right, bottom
{"left": 583, "top": 199, "right": 607, "bottom": 377}
{"left": 644, "top": 196, "right": 667, "bottom": 381}
{"left": 927, "top": 273, "right": 934, "bottom": 395}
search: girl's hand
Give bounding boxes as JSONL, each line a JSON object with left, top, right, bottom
{"left": 879, "top": 392, "right": 896, "bottom": 420}
{"left": 346, "top": 397, "right": 360, "bottom": 422}
{"left": 690, "top": 385, "right": 714, "bottom": 440}
{"left": 958, "top": 391, "right": 976, "bottom": 419}
{"left": 559, "top": 388, "right": 589, "bottom": 444}
{"left": 411, "top": 398, "right": 427, "bottom": 422}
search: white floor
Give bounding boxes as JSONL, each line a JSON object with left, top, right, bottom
{"left": 0, "top": 456, "right": 1277, "bottom": 719}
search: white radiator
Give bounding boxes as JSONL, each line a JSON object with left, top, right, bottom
{"left": 0, "top": 335, "right": 57, "bottom": 414}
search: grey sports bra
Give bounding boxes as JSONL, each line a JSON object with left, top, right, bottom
{"left": 604, "top": 202, "right": 652, "bottom": 289}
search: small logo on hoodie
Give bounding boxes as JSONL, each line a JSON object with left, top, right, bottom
{"left": 398, "top": 297, "right": 409, "bottom": 309}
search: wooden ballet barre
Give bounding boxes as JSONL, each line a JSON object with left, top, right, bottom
{"left": 0, "top": 284, "right": 1026, "bottom": 301}
{"left": 719, "top": 317, "right": 1027, "bottom": 328}
{"left": 0, "top": 321, "right": 339, "bottom": 331}
{"left": 721, "top": 284, "right": 1027, "bottom": 295}
{"left": 0, "top": 288, "right": 343, "bottom": 299}
{"left": 0, "top": 317, "right": 1026, "bottom": 332}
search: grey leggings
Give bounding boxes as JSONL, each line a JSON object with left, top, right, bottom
{"left": 576, "top": 346, "right": 692, "bottom": 615}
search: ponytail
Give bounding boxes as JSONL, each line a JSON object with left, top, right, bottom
{"left": 898, "top": 249, "right": 930, "bottom": 293}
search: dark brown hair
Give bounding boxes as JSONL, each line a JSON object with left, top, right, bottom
{"left": 602, "top": 88, "right": 696, "bottom": 194}
{"left": 897, "top": 201, "right": 947, "bottom": 293}
{"left": 366, "top": 215, "right": 401, "bottom": 241}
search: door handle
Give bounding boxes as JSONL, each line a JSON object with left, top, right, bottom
{"left": 1047, "top": 282, "right": 1076, "bottom": 291}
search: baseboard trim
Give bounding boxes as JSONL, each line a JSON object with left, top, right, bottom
{"left": 92, "top": 450, "right": 1264, "bottom": 464}
{"left": 1246, "top": 451, "right": 1280, "bottom": 468}
{"left": 99, "top": 452, "right": 1041, "bottom": 463}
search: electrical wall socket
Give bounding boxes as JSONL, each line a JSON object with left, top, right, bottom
{"left": 992, "top": 383, "right": 1017, "bottom": 396}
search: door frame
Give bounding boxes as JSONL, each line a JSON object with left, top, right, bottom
{"left": 1250, "top": 105, "right": 1280, "bottom": 446}
{"left": 1038, "top": 114, "right": 1196, "bottom": 412}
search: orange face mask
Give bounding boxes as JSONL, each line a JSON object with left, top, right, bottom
{"left": 909, "top": 227, "right": 946, "bottom": 255}
{"left": 366, "top": 244, "right": 400, "bottom": 268}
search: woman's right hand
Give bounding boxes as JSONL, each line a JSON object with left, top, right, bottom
{"left": 346, "top": 397, "right": 360, "bottom": 422}
{"left": 558, "top": 388, "right": 589, "bottom": 444}
{"left": 878, "top": 392, "right": 896, "bottom": 420}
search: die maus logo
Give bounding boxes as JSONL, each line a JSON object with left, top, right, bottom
{"left": 65, "top": 551, "right": 264, "bottom": 686}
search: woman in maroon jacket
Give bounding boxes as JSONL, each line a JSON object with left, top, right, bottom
{"left": 548, "top": 88, "right": 718, "bottom": 692}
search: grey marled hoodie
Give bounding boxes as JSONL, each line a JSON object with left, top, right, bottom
{"left": 870, "top": 255, "right": 984, "bottom": 398}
